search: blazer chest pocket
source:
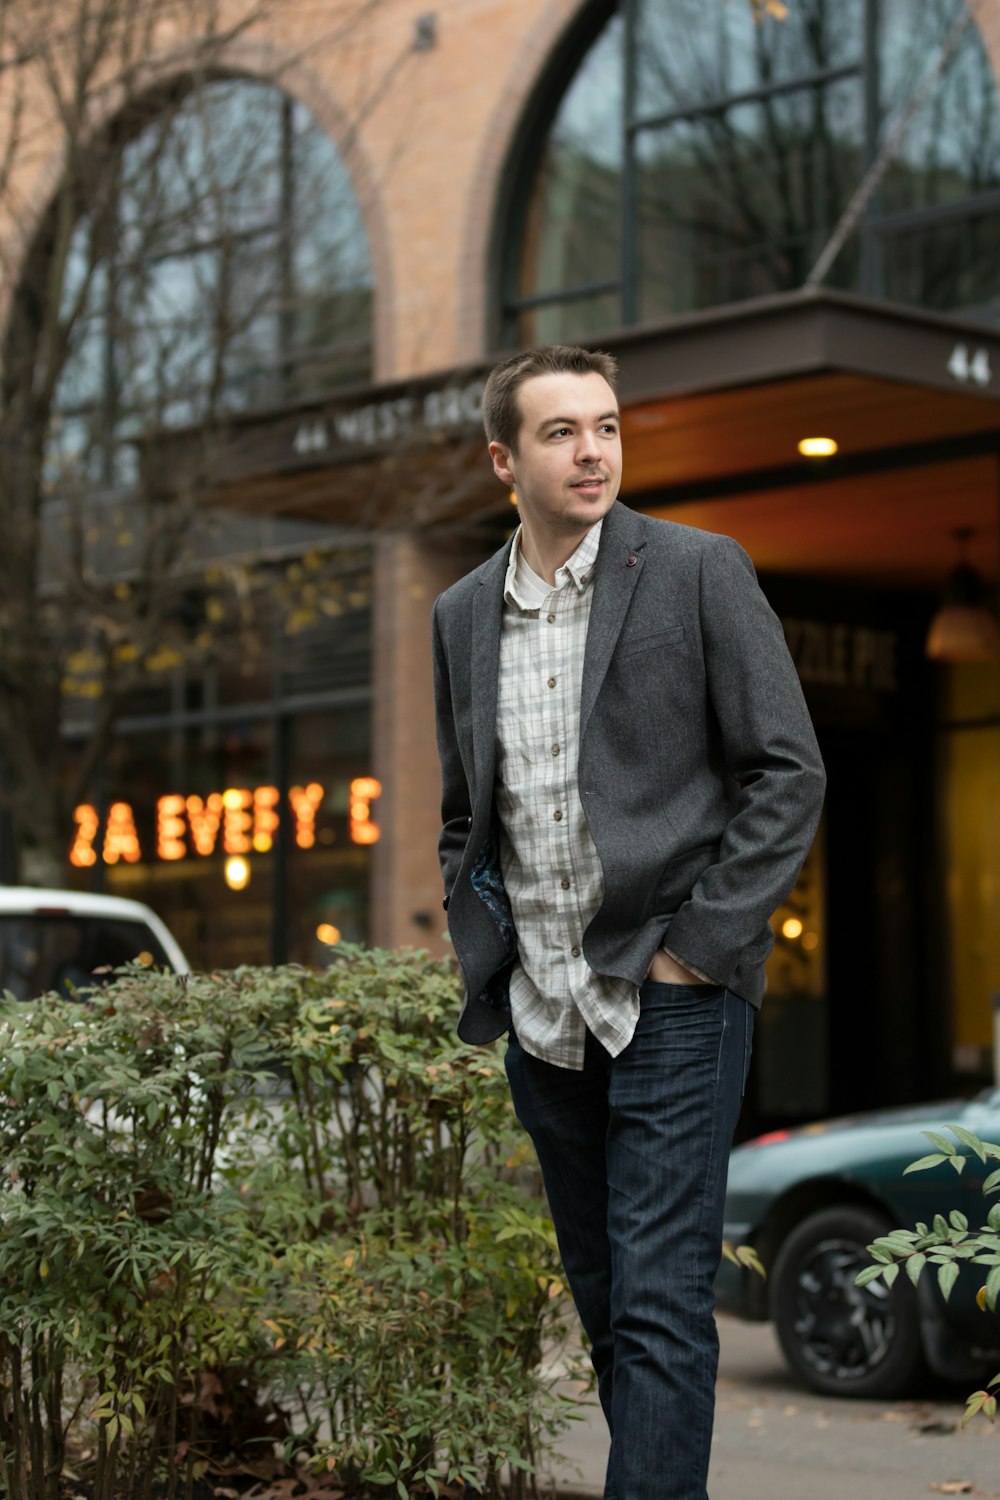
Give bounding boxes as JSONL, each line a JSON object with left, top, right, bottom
{"left": 619, "top": 624, "right": 686, "bottom": 660}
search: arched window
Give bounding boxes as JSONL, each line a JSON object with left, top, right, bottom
{"left": 503, "top": 0, "right": 1000, "bottom": 345}
{"left": 53, "top": 78, "right": 372, "bottom": 487}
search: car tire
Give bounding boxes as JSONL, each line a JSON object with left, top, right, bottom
{"left": 771, "top": 1204, "right": 925, "bottom": 1398}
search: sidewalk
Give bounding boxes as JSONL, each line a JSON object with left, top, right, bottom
{"left": 538, "top": 1315, "right": 1000, "bottom": 1499}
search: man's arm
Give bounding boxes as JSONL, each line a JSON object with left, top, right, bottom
{"left": 431, "top": 599, "right": 473, "bottom": 908}
{"left": 663, "top": 536, "right": 826, "bottom": 986}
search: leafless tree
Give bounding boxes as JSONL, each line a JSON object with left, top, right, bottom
{"left": 0, "top": 0, "right": 388, "bottom": 882}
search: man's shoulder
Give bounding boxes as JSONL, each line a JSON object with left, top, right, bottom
{"left": 434, "top": 540, "right": 510, "bottom": 619}
{"left": 632, "top": 510, "right": 749, "bottom": 566}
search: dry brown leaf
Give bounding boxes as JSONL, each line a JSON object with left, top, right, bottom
{"left": 243, "top": 1477, "right": 345, "bottom": 1500}
{"left": 929, "top": 1484, "right": 973, "bottom": 1495}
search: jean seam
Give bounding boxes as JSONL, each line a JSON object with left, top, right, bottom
{"left": 684, "top": 992, "right": 728, "bottom": 1494}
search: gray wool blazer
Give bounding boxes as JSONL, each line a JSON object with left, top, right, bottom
{"left": 432, "top": 501, "right": 826, "bottom": 1046}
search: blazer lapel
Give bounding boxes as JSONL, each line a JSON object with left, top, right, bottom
{"left": 580, "top": 503, "right": 647, "bottom": 745}
{"left": 470, "top": 544, "right": 509, "bottom": 807}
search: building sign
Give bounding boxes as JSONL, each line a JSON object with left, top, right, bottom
{"left": 69, "top": 778, "right": 381, "bottom": 868}
{"left": 781, "top": 617, "right": 898, "bottom": 693}
{"left": 292, "top": 378, "right": 485, "bottom": 459}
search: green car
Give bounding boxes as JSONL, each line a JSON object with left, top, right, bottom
{"left": 717, "top": 1092, "right": 1000, "bottom": 1398}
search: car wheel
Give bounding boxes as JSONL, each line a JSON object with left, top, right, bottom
{"left": 771, "top": 1205, "right": 925, "bottom": 1398}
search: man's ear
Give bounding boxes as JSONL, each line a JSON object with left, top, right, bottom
{"left": 489, "top": 440, "right": 515, "bottom": 488}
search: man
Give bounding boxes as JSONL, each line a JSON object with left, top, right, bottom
{"left": 431, "top": 345, "right": 825, "bottom": 1500}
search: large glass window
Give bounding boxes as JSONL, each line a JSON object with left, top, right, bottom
{"left": 63, "top": 544, "right": 375, "bottom": 970}
{"left": 506, "top": 0, "right": 1000, "bottom": 342}
{"left": 53, "top": 79, "right": 372, "bottom": 488}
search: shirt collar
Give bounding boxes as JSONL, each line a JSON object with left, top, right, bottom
{"left": 503, "top": 521, "right": 603, "bottom": 609}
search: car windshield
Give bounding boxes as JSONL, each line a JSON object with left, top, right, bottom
{"left": 0, "top": 914, "right": 172, "bottom": 1000}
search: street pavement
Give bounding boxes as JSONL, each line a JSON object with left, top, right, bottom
{"left": 540, "top": 1313, "right": 1000, "bottom": 1499}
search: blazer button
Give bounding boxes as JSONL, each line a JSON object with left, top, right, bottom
{"left": 553, "top": 809, "right": 563, "bottom": 821}
{"left": 626, "top": 555, "right": 637, "bottom": 566}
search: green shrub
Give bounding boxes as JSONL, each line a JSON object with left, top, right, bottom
{"left": 856, "top": 1124, "right": 1000, "bottom": 1425}
{"left": 0, "top": 947, "right": 583, "bottom": 1500}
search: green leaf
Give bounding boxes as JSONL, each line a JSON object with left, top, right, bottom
{"left": 854, "top": 1265, "right": 884, "bottom": 1288}
{"left": 905, "top": 1253, "right": 926, "bottom": 1286}
{"left": 984, "top": 1167, "right": 1000, "bottom": 1195}
{"left": 949, "top": 1124, "right": 988, "bottom": 1162}
{"left": 963, "top": 1390, "right": 990, "bottom": 1426}
{"left": 903, "top": 1154, "right": 948, "bottom": 1175}
{"left": 923, "top": 1131, "right": 957, "bottom": 1156}
{"left": 948, "top": 1154, "right": 967, "bottom": 1175}
{"left": 949, "top": 1210, "right": 969, "bottom": 1232}
{"left": 937, "top": 1261, "right": 960, "bottom": 1302}
{"left": 882, "top": 1262, "right": 899, "bottom": 1289}
{"left": 986, "top": 1265, "right": 1000, "bottom": 1313}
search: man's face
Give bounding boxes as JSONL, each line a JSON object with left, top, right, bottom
{"left": 489, "top": 371, "right": 622, "bottom": 536}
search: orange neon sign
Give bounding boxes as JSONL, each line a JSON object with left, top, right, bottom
{"left": 349, "top": 777, "right": 382, "bottom": 846}
{"left": 68, "top": 779, "right": 382, "bottom": 867}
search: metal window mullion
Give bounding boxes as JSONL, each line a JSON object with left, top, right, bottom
{"left": 628, "top": 61, "right": 862, "bottom": 136}
{"left": 506, "top": 278, "right": 622, "bottom": 312}
{"left": 279, "top": 96, "right": 296, "bottom": 398}
{"left": 101, "top": 168, "right": 126, "bottom": 488}
{"left": 859, "top": 0, "right": 883, "bottom": 297}
{"left": 621, "top": 0, "right": 639, "bottom": 325}
{"left": 869, "top": 186, "right": 1000, "bottom": 236}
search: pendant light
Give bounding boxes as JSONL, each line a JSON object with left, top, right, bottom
{"left": 925, "top": 528, "right": 1000, "bottom": 662}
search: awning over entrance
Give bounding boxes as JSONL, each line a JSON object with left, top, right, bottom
{"left": 171, "top": 288, "right": 1000, "bottom": 589}
{"left": 614, "top": 289, "right": 1000, "bottom": 590}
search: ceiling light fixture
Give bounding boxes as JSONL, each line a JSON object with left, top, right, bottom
{"left": 925, "top": 528, "right": 999, "bottom": 662}
{"left": 797, "top": 436, "right": 838, "bottom": 459}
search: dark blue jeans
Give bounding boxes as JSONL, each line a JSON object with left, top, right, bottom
{"left": 504, "top": 981, "right": 753, "bottom": 1500}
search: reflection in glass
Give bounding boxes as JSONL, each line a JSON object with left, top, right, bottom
{"left": 637, "top": 79, "right": 863, "bottom": 318}
{"left": 635, "top": 0, "right": 862, "bottom": 119}
{"left": 56, "top": 79, "right": 372, "bottom": 486}
{"left": 515, "top": 16, "right": 623, "bottom": 305}
{"left": 879, "top": 0, "right": 1000, "bottom": 214}
{"left": 516, "top": 290, "right": 622, "bottom": 349}
{"left": 509, "top": 0, "right": 1000, "bottom": 338}
{"left": 882, "top": 210, "right": 1000, "bottom": 322}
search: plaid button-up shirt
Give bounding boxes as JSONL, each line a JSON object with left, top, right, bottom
{"left": 496, "top": 520, "right": 639, "bottom": 1069}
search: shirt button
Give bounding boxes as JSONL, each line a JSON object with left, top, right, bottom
{"left": 551, "top": 744, "right": 560, "bottom": 756}
{"left": 561, "top": 878, "right": 571, "bottom": 889}
{"left": 553, "top": 809, "right": 563, "bottom": 821}
{"left": 570, "top": 945, "right": 581, "bottom": 957}
{"left": 547, "top": 613, "right": 556, "bottom": 623}
{"left": 547, "top": 677, "right": 556, "bottom": 688}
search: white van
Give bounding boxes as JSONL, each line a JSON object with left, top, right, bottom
{"left": 0, "top": 887, "right": 189, "bottom": 1000}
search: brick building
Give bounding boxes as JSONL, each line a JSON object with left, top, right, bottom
{"left": 5, "top": 0, "right": 1000, "bottom": 1127}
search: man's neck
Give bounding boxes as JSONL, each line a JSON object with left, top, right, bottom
{"left": 518, "top": 522, "right": 592, "bottom": 586}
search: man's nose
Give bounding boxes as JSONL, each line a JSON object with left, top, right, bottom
{"left": 575, "top": 429, "right": 601, "bottom": 463}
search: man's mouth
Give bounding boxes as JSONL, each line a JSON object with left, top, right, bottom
{"left": 571, "top": 477, "right": 605, "bottom": 491}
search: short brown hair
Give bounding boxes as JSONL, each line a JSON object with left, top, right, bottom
{"left": 481, "top": 344, "right": 618, "bottom": 453}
